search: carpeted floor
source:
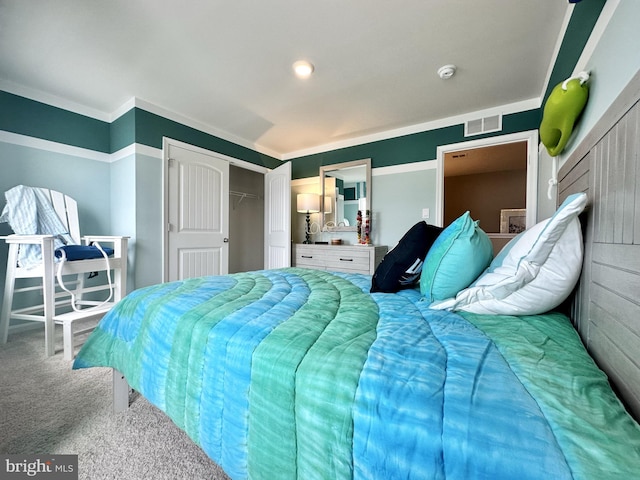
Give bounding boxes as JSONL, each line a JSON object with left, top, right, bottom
{"left": 0, "top": 326, "right": 230, "bottom": 480}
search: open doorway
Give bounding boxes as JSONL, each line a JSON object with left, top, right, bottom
{"left": 436, "top": 130, "right": 538, "bottom": 254}
{"left": 444, "top": 141, "right": 527, "bottom": 231}
{"left": 229, "top": 165, "right": 265, "bottom": 273}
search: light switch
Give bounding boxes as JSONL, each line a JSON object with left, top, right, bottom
{"left": 422, "top": 208, "right": 430, "bottom": 219}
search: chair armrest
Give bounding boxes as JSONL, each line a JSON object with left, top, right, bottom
{"left": 82, "top": 236, "right": 129, "bottom": 259}
{"left": 1, "top": 234, "right": 55, "bottom": 244}
{"left": 82, "top": 235, "right": 129, "bottom": 243}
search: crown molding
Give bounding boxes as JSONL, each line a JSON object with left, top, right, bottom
{"left": 0, "top": 79, "right": 112, "bottom": 122}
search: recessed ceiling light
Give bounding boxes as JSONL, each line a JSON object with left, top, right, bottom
{"left": 437, "top": 64, "right": 457, "bottom": 80}
{"left": 293, "top": 60, "right": 314, "bottom": 78}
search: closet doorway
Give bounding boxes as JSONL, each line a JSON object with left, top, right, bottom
{"left": 229, "top": 164, "right": 264, "bottom": 273}
{"left": 435, "top": 130, "right": 538, "bottom": 254}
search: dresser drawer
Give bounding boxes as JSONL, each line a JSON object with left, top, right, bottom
{"left": 292, "top": 244, "right": 388, "bottom": 275}
{"left": 323, "top": 247, "right": 371, "bottom": 273}
{"left": 294, "top": 249, "right": 326, "bottom": 269}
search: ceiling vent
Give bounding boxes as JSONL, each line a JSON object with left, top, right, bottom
{"left": 464, "top": 114, "right": 502, "bottom": 137}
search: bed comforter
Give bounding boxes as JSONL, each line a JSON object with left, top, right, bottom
{"left": 73, "top": 268, "right": 640, "bottom": 479}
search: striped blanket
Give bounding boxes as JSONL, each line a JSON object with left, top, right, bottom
{"left": 74, "top": 268, "right": 640, "bottom": 479}
{"left": 0, "top": 185, "right": 73, "bottom": 268}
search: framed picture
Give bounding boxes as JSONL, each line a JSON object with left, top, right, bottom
{"left": 500, "top": 208, "right": 526, "bottom": 234}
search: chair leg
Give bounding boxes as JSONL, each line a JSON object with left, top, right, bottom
{"left": 1, "top": 243, "right": 19, "bottom": 344}
{"left": 42, "top": 237, "right": 56, "bottom": 357}
{"left": 62, "top": 320, "right": 74, "bottom": 361}
{"left": 75, "top": 271, "right": 86, "bottom": 305}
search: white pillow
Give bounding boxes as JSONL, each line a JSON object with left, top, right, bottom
{"left": 430, "top": 193, "right": 587, "bottom": 315}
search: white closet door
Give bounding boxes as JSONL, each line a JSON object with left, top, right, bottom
{"left": 264, "top": 161, "right": 291, "bottom": 269}
{"left": 165, "top": 141, "right": 229, "bottom": 281}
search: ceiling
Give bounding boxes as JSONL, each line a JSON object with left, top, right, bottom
{"left": 444, "top": 142, "right": 528, "bottom": 177}
{"left": 0, "top": 1, "right": 570, "bottom": 159}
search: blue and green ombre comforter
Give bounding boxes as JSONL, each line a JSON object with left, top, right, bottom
{"left": 73, "top": 268, "right": 640, "bottom": 479}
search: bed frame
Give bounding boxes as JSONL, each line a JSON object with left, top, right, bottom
{"left": 558, "top": 69, "right": 640, "bottom": 421}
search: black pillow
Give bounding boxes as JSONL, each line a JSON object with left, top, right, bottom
{"left": 371, "top": 221, "right": 443, "bottom": 293}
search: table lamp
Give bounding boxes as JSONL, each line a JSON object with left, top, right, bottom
{"left": 297, "top": 193, "right": 320, "bottom": 244}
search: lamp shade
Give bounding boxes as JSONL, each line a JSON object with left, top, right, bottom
{"left": 297, "top": 193, "right": 320, "bottom": 213}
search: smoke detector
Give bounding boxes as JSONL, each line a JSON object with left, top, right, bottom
{"left": 437, "top": 64, "right": 457, "bottom": 80}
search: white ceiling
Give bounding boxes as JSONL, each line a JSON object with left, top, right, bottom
{"left": 0, "top": 1, "right": 570, "bottom": 159}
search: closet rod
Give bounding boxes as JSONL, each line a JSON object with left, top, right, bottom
{"left": 230, "top": 190, "right": 260, "bottom": 199}
{"left": 230, "top": 189, "right": 261, "bottom": 207}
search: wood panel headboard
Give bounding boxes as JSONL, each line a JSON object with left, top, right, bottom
{"left": 558, "top": 70, "right": 640, "bottom": 421}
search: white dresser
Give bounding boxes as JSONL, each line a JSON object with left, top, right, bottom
{"left": 293, "top": 244, "right": 388, "bottom": 275}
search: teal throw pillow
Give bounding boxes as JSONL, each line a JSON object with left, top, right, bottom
{"left": 420, "top": 211, "right": 493, "bottom": 302}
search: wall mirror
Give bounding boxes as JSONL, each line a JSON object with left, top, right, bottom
{"left": 320, "top": 158, "right": 371, "bottom": 232}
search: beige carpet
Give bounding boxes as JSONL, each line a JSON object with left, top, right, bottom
{"left": 0, "top": 326, "right": 230, "bottom": 480}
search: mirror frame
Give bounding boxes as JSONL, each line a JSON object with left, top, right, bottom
{"left": 319, "top": 158, "right": 372, "bottom": 232}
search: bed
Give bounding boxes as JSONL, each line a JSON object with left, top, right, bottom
{"left": 73, "top": 71, "right": 640, "bottom": 479}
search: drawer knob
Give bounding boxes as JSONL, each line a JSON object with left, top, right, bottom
{"left": 339, "top": 258, "right": 354, "bottom": 262}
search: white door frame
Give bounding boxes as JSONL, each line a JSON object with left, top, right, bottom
{"left": 162, "top": 137, "right": 269, "bottom": 281}
{"left": 435, "top": 130, "right": 539, "bottom": 228}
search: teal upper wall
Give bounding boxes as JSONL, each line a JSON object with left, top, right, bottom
{"left": 543, "top": 0, "right": 607, "bottom": 102}
{"left": 0, "top": 1, "right": 604, "bottom": 173}
{"left": 133, "top": 109, "right": 281, "bottom": 169}
{"left": 110, "top": 108, "right": 135, "bottom": 152}
{"left": 291, "top": 109, "right": 541, "bottom": 179}
{"left": 0, "top": 91, "right": 111, "bottom": 152}
{"left": 0, "top": 92, "right": 281, "bottom": 169}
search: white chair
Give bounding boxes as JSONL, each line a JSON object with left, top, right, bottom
{"left": 0, "top": 187, "right": 128, "bottom": 359}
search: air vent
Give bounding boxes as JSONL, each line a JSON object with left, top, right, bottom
{"left": 464, "top": 114, "right": 502, "bottom": 137}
